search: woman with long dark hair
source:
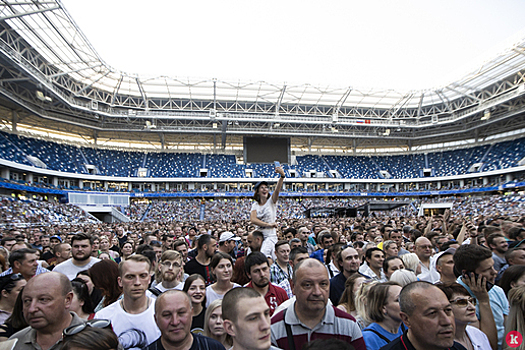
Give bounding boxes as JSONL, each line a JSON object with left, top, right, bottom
{"left": 88, "top": 260, "right": 122, "bottom": 311}
{"left": 183, "top": 274, "right": 207, "bottom": 334}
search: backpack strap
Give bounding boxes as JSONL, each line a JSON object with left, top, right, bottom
{"left": 282, "top": 308, "right": 296, "bottom": 350}
{"left": 363, "top": 328, "right": 391, "bottom": 343}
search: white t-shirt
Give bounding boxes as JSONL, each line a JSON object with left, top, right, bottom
{"left": 205, "top": 283, "right": 241, "bottom": 307}
{"left": 53, "top": 257, "right": 100, "bottom": 280}
{"left": 465, "top": 325, "right": 491, "bottom": 350}
{"left": 94, "top": 297, "right": 160, "bottom": 350}
{"left": 251, "top": 199, "right": 277, "bottom": 239}
{"left": 150, "top": 281, "right": 185, "bottom": 299}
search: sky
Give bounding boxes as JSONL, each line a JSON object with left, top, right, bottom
{"left": 61, "top": 0, "right": 525, "bottom": 91}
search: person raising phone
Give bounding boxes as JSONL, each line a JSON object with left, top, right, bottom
{"left": 250, "top": 164, "right": 285, "bottom": 261}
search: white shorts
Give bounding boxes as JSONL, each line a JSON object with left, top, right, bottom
{"left": 261, "top": 235, "right": 278, "bottom": 261}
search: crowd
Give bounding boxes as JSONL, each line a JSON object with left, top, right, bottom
{"left": 0, "top": 192, "right": 524, "bottom": 350}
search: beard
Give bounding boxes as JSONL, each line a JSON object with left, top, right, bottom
{"left": 253, "top": 278, "right": 269, "bottom": 289}
{"left": 162, "top": 271, "right": 177, "bottom": 282}
{"left": 73, "top": 252, "right": 90, "bottom": 261}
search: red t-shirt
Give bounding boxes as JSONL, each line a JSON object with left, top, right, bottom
{"left": 247, "top": 281, "right": 289, "bottom": 315}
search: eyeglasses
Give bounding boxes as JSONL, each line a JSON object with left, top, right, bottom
{"left": 63, "top": 319, "right": 112, "bottom": 337}
{"left": 161, "top": 261, "right": 181, "bottom": 269}
{"left": 450, "top": 297, "right": 476, "bottom": 307}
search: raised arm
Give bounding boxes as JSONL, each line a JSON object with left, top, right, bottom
{"left": 271, "top": 166, "right": 285, "bottom": 204}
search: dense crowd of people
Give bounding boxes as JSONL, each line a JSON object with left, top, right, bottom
{"left": 0, "top": 190, "right": 524, "bottom": 350}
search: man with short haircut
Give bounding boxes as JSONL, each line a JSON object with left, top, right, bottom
{"left": 218, "top": 231, "right": 240, "bottom": 259}
{"left": 359, "top": 247, "right": 385, "bottom": 281}
{"left": 487, "top": 233, "right": 509, "bottom": 272}
{"left": 0, "top": 237, "right": 16, "bottom": 251}
{"left": 330, "top": 247, "right": 364, "bottom": 304}
{"left": 271, "top": 258, "right": 365, "bottom": 350}
{"left": 95, "top": 254, "right": 160, "bottom": 350}
{"left": 47, "top": 242, "right": 72, "bottom": 270}
{"left": 53, "top": 233, "right": 100, "bottom": 280}
{"left": 270, "top": 240, "right": 292, "bottom": 285}
{"left": 223, "top": 287, "right": 278, "bottom": 350}
{"left": 9, "top": 272, "right": 83, "bottom": 350}
{"left": 245, "top": 252, "right": 288, "bottom": 316}
{"left": 296, "top": 227, "right": 315, "bottom": 255}
{"left": 173, "top": 239, "right": 190, "bottom": 263}
{"left": 0, "top": 248, "right": 40, "bottom": 280}
{"left": 161, "top": 234, "right": 174, "bottom": 251}
{"left": 310, "top": 232, "right": 334, "bottom": 263}
{"left": 388, "top": 230, "right": 409, "bottom": 256}
{"left": 432, "top": 248, "right": 455, "bottom": 284}
{"left": 184, "top": 234, "right": 216, "bottom": 286}
{"left": 380, "top": 281, "right": 464, "bottom": 350}
{"left": 150, "top": 250, "right": 184, "bottom": 297}
{"left": 496, "top": 247, "right": 525, "bottom": 282}
{"left": 144, "top": 290, "right": 225, "bottom": 350}
{"left": 454, "top": 244, "right": 507, "bottom": 349}
{"left": 289, "top": 238, "right": 301, "bottom": 250}
{"left": 277, "top": 246, "right": 309, "bottom": 299}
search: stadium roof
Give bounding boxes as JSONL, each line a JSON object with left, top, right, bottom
{"left": 1, "top": 0, "right": 525, "bottom": 151}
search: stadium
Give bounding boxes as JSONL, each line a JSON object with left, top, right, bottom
{"left": 1, "top": 0, "right": 525, "bottom": 223}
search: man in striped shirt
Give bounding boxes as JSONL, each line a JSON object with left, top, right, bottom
{"left": 270, "top": 258, "right": 365, "bottom": 350}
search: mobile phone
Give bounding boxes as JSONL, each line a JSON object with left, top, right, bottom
{"left": 462, "top": 271, "right": 494, "bottom": 291}
{"left": 274, "top": 161, "right": 281, "bottom": 168}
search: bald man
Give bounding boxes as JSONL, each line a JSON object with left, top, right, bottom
{"left": 271, "top": 258, "right": 365, "bottom": 350}
{"left": 9, "top": 272, "right": 84, "bottom": 350}
{"left": 414, "top": 237, "right": 440, "bottom": 282}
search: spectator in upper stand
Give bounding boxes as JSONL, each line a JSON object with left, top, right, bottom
{"left": 359, "top": 247, "right": 385, "bottom": 281}
{"left": 454, "top": 244, "right": 506, "bottom": 349}
{"left": 310, "top": 231, "right": 334, "bottom": 263}
{"left": 270, "top": 240, "right": 292, "bottom": 285}
{"left": 271, "top": 258, "right": 365, "bottom": 350}
{"left": 296, "top": 226, "right": 316, "bottom": 255}
{"left": 184, "top": 234, "right": 217, "bottom": 286}
{"left": 53, "top": 233, "right": 100, "bottom": 280}
{"left": 245, "top": 252, "right": 288, "bottom": 316}
{"left": 330, "top": 247, "right": 363, "bottom": 305}
{"left": 487, "top": 233, "right": 509, "bottom": 272}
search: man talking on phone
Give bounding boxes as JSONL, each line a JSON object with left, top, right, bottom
{"left": 453, "top": 244, "right": 507, "bottom": 350}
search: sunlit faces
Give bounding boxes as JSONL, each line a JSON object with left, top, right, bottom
{"left": 187, "top": 279, "right": 206, "bottom": 305}
{"left": 207, "top": 306, "right": 225, "bottom": 337}
{"left": 292, "top": 260, "right": 329, "bottom": 314}
{"left": 121, "top": 242, "right": 134, "bottom": 257}
{"left": 385, "top": 243, "right": 399, "bottom": 257}
{"left": 16, "top": 253, "right": 39, "bottom": 279}
{"left": 384, "top": 258, "right": 404, "bottom": 280}
{"left": 275, "top": 243, "right": 290, "bottom": 266}
{"left": 224, "top": 296, "right": 271, "bottom": 350}
{"left": 341, "top": 247, "right": 360, "bottom": 274}
{"left": 383, "top": 285, "right": 402, "bottom": 323}
{"left": 367, "top": 250, "right": 385, "bottom": 270}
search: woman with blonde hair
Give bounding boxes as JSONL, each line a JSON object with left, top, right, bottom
{"left": 203, "top": 299, "right": 233, "bottom": 349}
{"left": 401, "top": 253, "right": 421, "bottom": 275}
{"left": 354, "top": 280, "right": 379, "bottom": 329}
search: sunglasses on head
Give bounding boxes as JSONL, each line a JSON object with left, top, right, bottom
{"left": 63, "top": 319, "right": 112, "bottom": 337}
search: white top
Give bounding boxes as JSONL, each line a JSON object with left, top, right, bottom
{"left": 150, "top": 281, "right": 185, "bottom": 299}
{"left": 251, "top": 199, "right": 277, "bottom": 239}
{"left": 465, "top": 325, "right": 492, "bottom": 350}
{"left": 94, "top": 297, "right": 160, "bottom": 350}
{"left": 53, "top": 257, "right": 100, "bottom": 280}
{"left": 205, "top": 283, "right": 241, "bottom": 307}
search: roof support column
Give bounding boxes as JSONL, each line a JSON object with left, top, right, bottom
{"left": 11, "top": 110, "right": 17, "bottom": 133}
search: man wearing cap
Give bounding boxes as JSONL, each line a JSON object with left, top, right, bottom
{"left": 250, "top": 166, "right": 286, "bottom": 261}
{"left": 434, "top": 247, "right": 457, "bottom": 284}
{"left": 218, "top": 231, "right": 240, "bottom": 263}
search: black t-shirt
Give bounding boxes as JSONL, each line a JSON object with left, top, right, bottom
{"left": 191, "top": 306, "right": 206, "bottom": 335}
{"left": 143, "top": 333, "right": 226, "bottom": 350}
{"left": 184, "top": 259, "right": 213, "bottom": 286}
